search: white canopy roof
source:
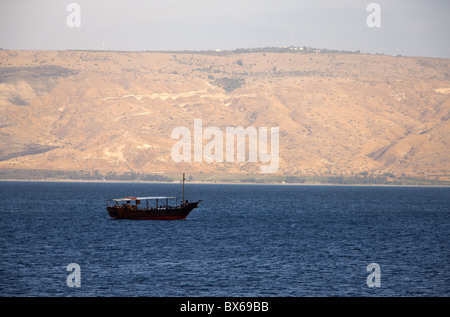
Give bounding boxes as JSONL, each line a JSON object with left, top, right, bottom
{"left": 111, "top": 196, "right": 177, "bottom": 202}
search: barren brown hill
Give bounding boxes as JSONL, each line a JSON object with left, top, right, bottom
{"left": 0, "top": 49, "right": 449, "bottom": 181}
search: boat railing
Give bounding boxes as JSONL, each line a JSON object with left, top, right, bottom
{"left": 107, "top": 203, "right": 180, "bottom": 211}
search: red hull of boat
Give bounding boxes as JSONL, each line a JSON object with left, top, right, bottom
{"left": 107, "top": 201, "right": 200, "bottom": 220}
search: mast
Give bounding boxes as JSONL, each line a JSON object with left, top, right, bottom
{"left": 182, "top": 173, "right": 185, "bottom": 206}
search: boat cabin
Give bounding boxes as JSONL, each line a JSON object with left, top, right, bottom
{"left": 107, "top": 196, "right": 181, "bottom": 211}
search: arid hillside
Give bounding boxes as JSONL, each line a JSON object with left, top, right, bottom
{"left": 0, "top": 49, "right": 449, "bottom": 181}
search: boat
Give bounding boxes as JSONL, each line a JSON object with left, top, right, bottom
{"left": 106, "top": 173, "right": 201, "bottom": 220}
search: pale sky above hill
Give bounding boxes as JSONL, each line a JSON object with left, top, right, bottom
{"left": 0, "top": 0, "right": 449, "bottom": 58}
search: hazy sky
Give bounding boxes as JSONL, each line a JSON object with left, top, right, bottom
{"left": 0, "top": 0, "right": 449, "bottom": 58}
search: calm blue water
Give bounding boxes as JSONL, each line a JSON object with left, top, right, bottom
{"left": 0, "top": 181, "right": 448, "bottom": 297}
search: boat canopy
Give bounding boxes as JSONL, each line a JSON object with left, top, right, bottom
{"left": 111, "top": 196, "right": 177, "bottom": 202}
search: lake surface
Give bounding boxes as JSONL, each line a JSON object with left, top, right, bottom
{"left": 0, "top": 181, "right": 449, "bottom": 296}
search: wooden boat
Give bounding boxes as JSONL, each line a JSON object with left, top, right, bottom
{"left": 106, "top": 174, "right": 201, "bottom": 220}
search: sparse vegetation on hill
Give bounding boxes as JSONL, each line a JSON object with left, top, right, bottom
{"left": 213, "top": 77, "right": 245, "bottom": 92}
{"left": 0, "top": 48, "right": 448, "bottom": 182}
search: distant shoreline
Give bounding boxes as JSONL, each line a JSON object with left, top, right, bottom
{"left": 1, "top": 178, "right": 449, "bottom": 188}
